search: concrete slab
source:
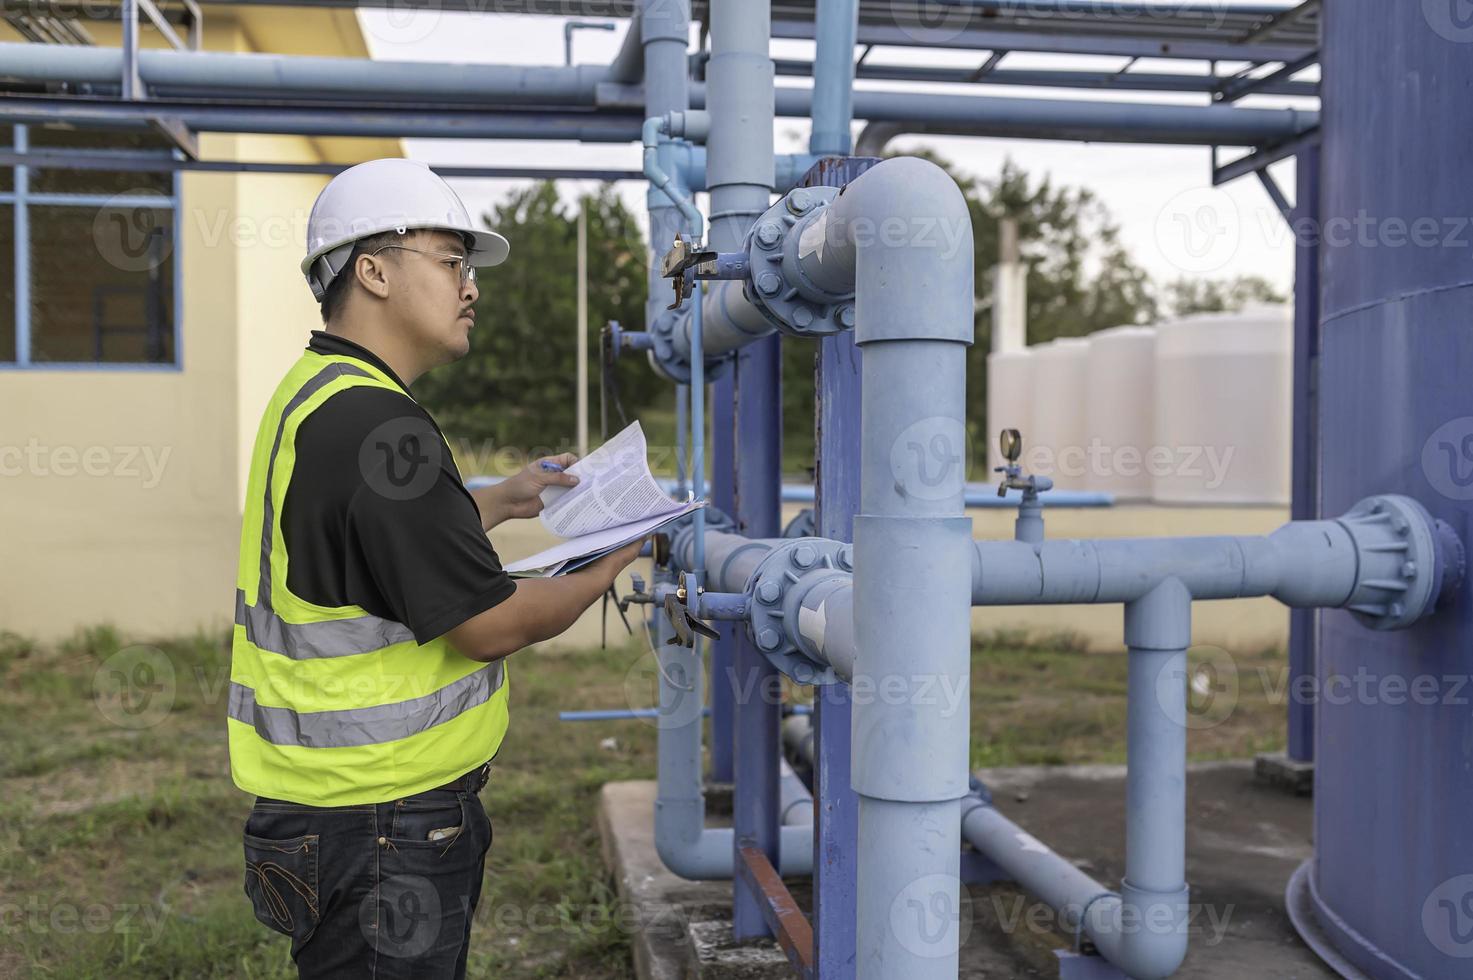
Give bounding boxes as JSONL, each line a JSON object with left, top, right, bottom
{"left": 599, "top": 761, "right": 1337, "bottom": 979}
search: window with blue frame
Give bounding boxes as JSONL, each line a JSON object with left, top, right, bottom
{"left": 1, "top": 124, "right": 180, "bottom": 368}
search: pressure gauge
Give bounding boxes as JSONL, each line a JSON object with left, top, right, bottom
{"left": 999, "top": 428, "right": 1023, "bottom": 463}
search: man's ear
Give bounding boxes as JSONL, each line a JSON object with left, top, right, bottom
{"left": 354, "top": 251, "right": 392, "bottom": 300}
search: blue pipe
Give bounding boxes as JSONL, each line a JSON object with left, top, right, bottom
{"left": 467, "top": 475, "right": 1114, "bottom": 511}
{"left": 674, "top": 383, "right": 689, "bottom": 498}
{"left": 810, "top": 0, "right": 858, "bottom": 156}
{"left": 561, "top": 704, "right": 813, "bottom": 722}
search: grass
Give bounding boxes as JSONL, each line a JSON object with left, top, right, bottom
{"left": 0, "top": 625, "right": 1287, "bottom": 978}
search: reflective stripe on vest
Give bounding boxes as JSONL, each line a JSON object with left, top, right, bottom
{"left": 228, "top": 661, "right": 504, "bottom": 748}
{"left": 235, "top": 589, "right": 415, "bottom": 660}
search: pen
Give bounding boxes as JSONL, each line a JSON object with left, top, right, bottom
{"left": 538, "top": 461, "right": 565, "bottom": 473}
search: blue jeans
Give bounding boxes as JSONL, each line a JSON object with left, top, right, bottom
{"left": 241, "top": 763, "right": 493, "bottom": 979}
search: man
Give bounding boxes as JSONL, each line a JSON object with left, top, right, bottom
{"left": 228, "top": 158, "right": 642, "bottom": 977}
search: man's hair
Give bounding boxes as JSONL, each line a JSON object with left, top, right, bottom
{"left": 318, "top": 230, "right": 404, "bottom": 326}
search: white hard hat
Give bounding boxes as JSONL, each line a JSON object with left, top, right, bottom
{"left": 302, "top": 158, "right": 510, "bottom": 301}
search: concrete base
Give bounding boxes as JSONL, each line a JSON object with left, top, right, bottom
{"left": 1254, "top": 752, "right": 1315, "bottom": 796}
{"left": 599, "top": 762, "right": 1338, "bottom": 979}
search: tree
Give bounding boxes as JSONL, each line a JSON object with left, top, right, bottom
{"left": 413, "top": 182, "right": 657, "bottom": 468}
{"left": 781, "top": 154, "right": 1161, "bottom": 476}
{"left": 1157, "top": 274, "right": 1287, "bottom": 317}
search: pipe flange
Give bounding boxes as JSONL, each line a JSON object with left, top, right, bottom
{"left": 748, "top": 537, "right": 849, "bottom": 686}
{"left": 1337, "top": 494, "right": 1464, "bottom": 630}
{"left": 647, "top": 308, "right": 734, "bottom": 385}
{"left": 782, "top": 507, "right": 815, "bottom": 539}
{"left": 742, "top": 186, "right": 854, "bottom": 338}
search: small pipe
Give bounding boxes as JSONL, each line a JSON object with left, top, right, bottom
{"left": 642, "top": 116, "right": 704, "bottom": 238}
{"left": 560, "top": 705, "right": 813, "bottom": 722}
{"left": 810, "top": 0, "right": 859, "bottom": 155}
{"left": 564, "top": 20, "right": 616, "bottom": 67}
{"left": 674, "top": 383, "right": 689, "bottom": 498}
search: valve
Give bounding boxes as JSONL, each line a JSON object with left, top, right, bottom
{"left": 662, "top": 571, "right": 721, "bottom": 648}
{"left": 994, "top": 429, "right": 1052, "bottom": 544}
{"left": 658, "top": 233, "right": 752, "bottom": 310}
{"left": 993, "top": 428, "right": 1051, "bottom": 497}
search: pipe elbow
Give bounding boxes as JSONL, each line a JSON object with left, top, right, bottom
{"left": 1091, "top": 882, "right": 1191, "bottom": 979}
{"left": 828, "top": 156, "right": 975, "bottom": 345}
{"left": 652, "top": 798, "right": 717, "bottom": 881}
{"left": 1109, "top": 929, "right": 1190, "bottom": 980}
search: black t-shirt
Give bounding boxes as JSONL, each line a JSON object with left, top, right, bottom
{"left": 277, "top": 331, "right": 516, "bottom": 644}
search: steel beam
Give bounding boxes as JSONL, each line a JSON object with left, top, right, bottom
{"left": 774, "top": 19, "right": 1314, "bottom": 64}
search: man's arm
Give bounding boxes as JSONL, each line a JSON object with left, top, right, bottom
{"left": 445, "top": 538, "right": 644, "bottom": 662}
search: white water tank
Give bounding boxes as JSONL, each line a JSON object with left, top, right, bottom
{"left": 1029, "top": 338, "right": 1091, "bottom": 491}
{"left": 1085, "top": 325, "right": 1156, "bottom": 500}
{"left": 986, "top": 349, "right": 1034, "bottom": 472}
{"left": 1152, "top": 306, "right": 1292, "bottom": 505}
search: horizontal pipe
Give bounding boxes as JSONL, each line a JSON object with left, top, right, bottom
{"left": 0, "top": 44, "right": 1313, "bottom": 147}
{"left": 466, "top": 476, "right": 1113, "bottom": 509}
{"left": 0, "top": 96, "right": 645, "bottom": 141}
{"left": 0, "top": 41, "right": 609, "bottom": 105}
{"left": 970, "top": 520, "right": 1360, "bottom": 607}
{"left": 560, "top": 704, "right": 811, "bottom": 722}
{"left": 0, "top": 148, "right": 643, "bottom": 181}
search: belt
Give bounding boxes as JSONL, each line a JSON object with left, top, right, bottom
{"left": 432, "top": 759, "right": 492, "bottom": 795}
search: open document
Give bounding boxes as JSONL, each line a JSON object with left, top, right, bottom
{"left": 502, "top": 421, "right": 702, "bottom": 577}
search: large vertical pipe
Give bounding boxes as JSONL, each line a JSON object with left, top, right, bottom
{"left": 1310, "top": 6, "right": 1473, "bottom": 977}
{"left": 1286, "top": 144, "right": 1320, "bottom": 764}
{"left": 810, "top": 0, "right": 858, "bottom": 156}
{"left": 842, "top": 158, "right": 974, "bottom": 980}
{"left": 706, "top": 0, "right": 781, "bottom": 941}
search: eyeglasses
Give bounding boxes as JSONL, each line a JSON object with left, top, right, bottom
{"left": 370, "top": 244, "right": 477, "bottom": 288}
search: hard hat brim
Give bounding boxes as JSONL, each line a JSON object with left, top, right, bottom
{"left": 466, "top": 228, "right": 511, "bottom": 267}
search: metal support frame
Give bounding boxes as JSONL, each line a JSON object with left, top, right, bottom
{"left": 1212, "top": 129, "right": 1320, "bottom": 186}
{"left": 1215, "top": 50, "right": 1318, "bottom": 103}
{"left": 1256, "top": 168, "right": 1293, "bottom": 224}
{"left": 772, "top": 19, "right": 1315, "bottom": 65}
{"left": 801, "top": 152, "right": 877, "bottom": 980}
{"left": 1287, "top": 143, "right": 1321, "bottom": 763}
{"left": 736, "top": 844, "right": 816, "bottom": 977}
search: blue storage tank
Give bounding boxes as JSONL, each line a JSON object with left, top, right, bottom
{"left": 1310, "top": 2, "right": 1473, "bottom": 975}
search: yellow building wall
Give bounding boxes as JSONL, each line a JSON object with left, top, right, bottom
{"left": 0, "top": 15, "right": 396, "bottom": 641}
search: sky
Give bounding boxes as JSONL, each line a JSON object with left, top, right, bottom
{"left": 357, "top": 3, "right": 1315, "bottom": 296}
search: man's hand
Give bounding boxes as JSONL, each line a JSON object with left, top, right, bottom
{"left": 472, "top": 453, "right": 579, "bottom": 531}
{"left": 579, "top": 537, "right": 647, "bottom": 586}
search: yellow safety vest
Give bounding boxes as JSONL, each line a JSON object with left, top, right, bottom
{"left": 227, "top": 351, "right": 510, "bottom": 806}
